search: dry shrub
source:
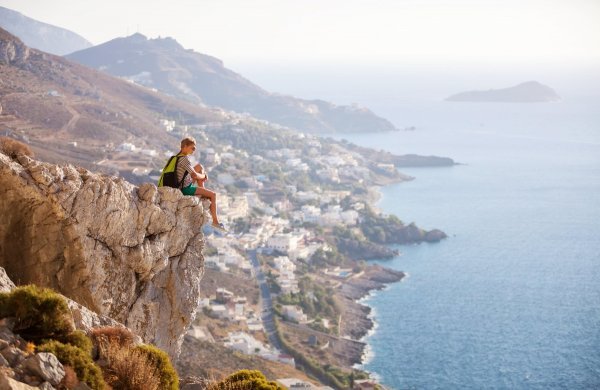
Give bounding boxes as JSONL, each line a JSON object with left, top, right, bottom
{"left": 24, "top": 342, "right": 36, "bottom": 355}
{"left": 0, "top": 136, "right": 34, "bottom": 158}
{"left": 99, "top": 339, "right": 161, "bottom": 390}
{"left": 91, "top": 326, "right": 135, "bottom": 352}
{"left": 59, "top": 365, "right": 80, "bottom": 389}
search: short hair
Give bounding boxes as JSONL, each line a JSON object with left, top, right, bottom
{"left": 180, "top": 137, "right": 196, "bottom": 148}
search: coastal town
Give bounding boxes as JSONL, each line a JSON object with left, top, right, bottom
{"left": 1, "top": 91, "right": 447, "bottom": 388}
{"left": 98, "top": 112, "right": 444, "bottom": 389}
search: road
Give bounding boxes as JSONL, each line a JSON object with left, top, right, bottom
{"left": 247, "top": 249, "right": 283, "bottom": 351}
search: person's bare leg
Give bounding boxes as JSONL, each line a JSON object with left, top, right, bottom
{"left": 195, "top": 187, "right": 219, "bottom": 224}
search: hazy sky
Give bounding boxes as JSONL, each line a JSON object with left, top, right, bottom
{"left": 1, "top": 0, "right": 599, "bottom": 67}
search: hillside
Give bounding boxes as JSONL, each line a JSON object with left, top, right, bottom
{"left": 445, "top": 81, "right": 561, "bottom": 102}
{"left": 0, "top": 27, "right": 225, "bottom": 174}
{"left": 0, "top": 6, "right": 92, "bottom": 55}
{"left": 67, "top": 33, "right": 397, "bottom": 134}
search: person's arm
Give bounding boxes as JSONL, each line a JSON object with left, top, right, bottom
{"left": 181, "top": 157, "right": 202, "bottom": 181}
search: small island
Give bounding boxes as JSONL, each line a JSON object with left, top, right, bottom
{"left": 445, "top": 81, "right": 561, "bottom": 102}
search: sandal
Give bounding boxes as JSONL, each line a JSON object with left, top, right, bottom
{"left": 211, "top": 222, "right": 228, "bottom": 233}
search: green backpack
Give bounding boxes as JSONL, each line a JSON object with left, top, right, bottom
{"left": 158, "top": 154, "right": 188, "bottom": 188}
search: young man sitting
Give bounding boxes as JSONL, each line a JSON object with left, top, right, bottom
{"left": 177, "top": 137, "right": 225, "bottom": 232}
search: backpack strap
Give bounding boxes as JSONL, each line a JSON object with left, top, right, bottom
{"left": 174, "top": 154, "right": 189, "bottom": 189}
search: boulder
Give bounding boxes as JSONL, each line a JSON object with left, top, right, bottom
{"left": 425, "top": 229, "right": 447, "bottom": 242}
{"left": 0, "top": 152, "right": 209, "bottom": 358}
{"left": 0, "top": 373, "right": 39, "bottom": 390}
{"left": 0, "top": 267, "right": 16, "bottom": 292}
{"left": 22, "top": 353, "right": 65, "bottom": 386}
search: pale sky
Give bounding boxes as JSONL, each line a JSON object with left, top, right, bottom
{"left": 1, "top": 0, "right": 599, "bottom": 67}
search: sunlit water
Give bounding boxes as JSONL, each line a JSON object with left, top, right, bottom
{"left": 336, "top": 100, "right": 600, "bottom": 389}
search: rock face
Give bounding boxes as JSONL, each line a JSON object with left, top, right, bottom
{"left": 0, "top": 152, "right": 208, "bottom": 358}
{"left": 0, "top": 28, "right": 29, "bottom": 65}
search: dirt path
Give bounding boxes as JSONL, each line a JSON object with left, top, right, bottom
{"left": 61, "top": 102, "right": 80, "bottom": 135}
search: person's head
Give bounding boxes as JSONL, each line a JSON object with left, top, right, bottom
{"left": 180, "top": 137, "right": 196, "bottom": 155}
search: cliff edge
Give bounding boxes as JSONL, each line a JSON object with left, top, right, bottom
{"left": 0, "top": 151, "right": 208, "bottom": 358}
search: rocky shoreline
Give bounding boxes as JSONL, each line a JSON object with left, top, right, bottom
{"left": 338, "top": 265, "right": 405, "bottom": 365}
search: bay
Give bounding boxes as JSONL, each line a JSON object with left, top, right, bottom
{"left": 337, "top": 100, "right": 600, "bottom": 389}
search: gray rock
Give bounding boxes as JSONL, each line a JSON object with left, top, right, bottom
{"left": 37, "top": 382, "right": 56, "bottom": 390}
{"left": 0, "top": 319, "right": 16, "bottom": 334}
{"left": 1, "top": 345, "right": 26, "bottom": 366}
{"left": 22, "top": 353, "right": 64, "bottom": 386}
{"left": 181, "top": 384, "right": 204, "bottom": 390}
{"left": 0, "top": 267, "right": 16, "bottom": 292}
{"left": 425, "top": 229, "right": 447, "bottom": 242}
{"left": 0, "top": 153, "right": 208, "bottom": 358}
{"left": 0, "top": 371, "right": 38, "bottom": 389}
{"left": 0, "top": 352, "right": 9, "bottom": 367}
{"left": 73, "top": 382, "right": 92, "bottom": 390}
{"left": 0, "top": 337, "right": 10, "bottom": 350}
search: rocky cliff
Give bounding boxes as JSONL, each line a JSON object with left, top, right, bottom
{"left": 0, "top": 151, "right": 208, "bottom": 358}
{"left": 0, "top": 28, "right": 29, "bottom": 65}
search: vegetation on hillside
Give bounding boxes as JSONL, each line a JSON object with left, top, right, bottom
{"left": 0, "top": 285, "right": 285, "bottom": 389}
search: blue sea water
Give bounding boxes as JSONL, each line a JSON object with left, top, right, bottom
{"left": 337, "top": 100, "right": 600, "bottom": 389}
{"left": 236, "top": 63, "right": 600, "bottom": 389}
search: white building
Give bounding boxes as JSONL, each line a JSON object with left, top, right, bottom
{"left": 267, "top": 234, "right": 299, "bottom": 253}
{"left": 282, "top": 305, "right": 308, "bottom": 323}
{"left": 140, "top": 148, "right": 158, "bottom": 157}
{"left": 209, "top": 304, "right": 228, "bottom": 319}
{"left": 160, "top": 119, "right": 176, "bottom": 132}
{"left": 117, "top": 142, "right": 137, "bottom": 152}
{"left": 204, "top": 148, "right": 221, "bottom": 165}
{"left": 224, "top": 332, "right": 271, "bottom": 355}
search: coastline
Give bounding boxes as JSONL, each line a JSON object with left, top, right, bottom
{"left": 342, "top": 184, "right": 407, "bottom": 370}
{"left": 338, "top": 264, "right": 406, "bottom": 367}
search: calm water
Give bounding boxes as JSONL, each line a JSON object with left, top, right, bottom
{"left": 337, "top": 100, "right": 600, "bottom": 389}
{"left": 237, "top": 63, "right": 600, "bottom": 389}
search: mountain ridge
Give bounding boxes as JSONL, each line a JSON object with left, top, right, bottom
{"left": 0, "top": 6, "right": 92, "bottom": 55}
{"left": 67, "top": 33, "right": 398, "bottom": 133}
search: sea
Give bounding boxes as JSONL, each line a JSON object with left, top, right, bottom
{"left": 236, "top": 63, "right": 600, "bottom": 389}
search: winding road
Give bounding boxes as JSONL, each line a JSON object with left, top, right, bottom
{"left": 247, "top": 249, "right": 283, "bottom": 351}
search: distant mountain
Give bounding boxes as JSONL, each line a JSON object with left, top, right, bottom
{"left": 0, "top": 27, "right": 221, "bottom": 169}
{"left": 0, "top": 6, "right": 92, "bottom": 55}
{"left": 445, "top": 81, "right": 561, "bottom": 102}
{"left": 67, "top": 34, "right": 397, "bottom": 133}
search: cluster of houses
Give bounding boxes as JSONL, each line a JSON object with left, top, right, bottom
{"left": 224, "top": 331, "right": 295, "bottom": 366}
{"left": 198, "top": 287, "right": 263, "bottom": 333}
{"left": 272, "top": 256, "right": 299, "bottom": 295}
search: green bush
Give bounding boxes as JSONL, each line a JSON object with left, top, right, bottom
{"left": 38, "top": 340, "right": 105, "bottom": 390}
{"left": 135, "top": 344, "right": 179, "bottom": 390}
{"left": 210, "top": 370, "right": 283, "bottom": 390}
{"left": 60, "top": 330, "right": 93, "bottom": 354}
{"left": 0, "top": 285, "right": 74, "bottom": 342}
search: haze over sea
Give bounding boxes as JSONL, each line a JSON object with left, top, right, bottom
{"left": 242, "top": 65, "right": 600, "bottom": 389}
